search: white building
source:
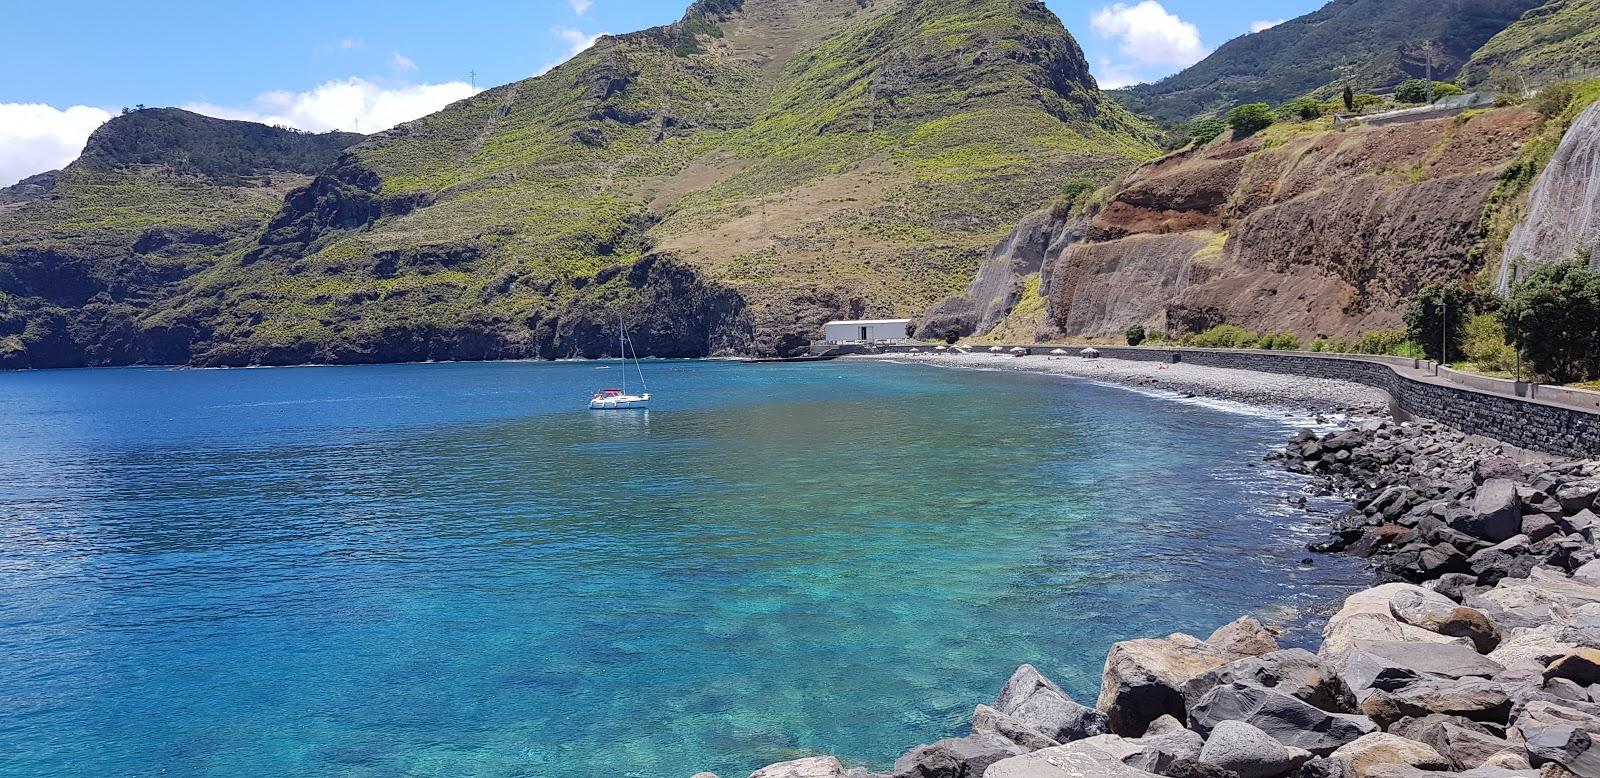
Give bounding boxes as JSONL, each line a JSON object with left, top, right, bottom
{"left": 823, "top": 319, "right": 913, "bottom": 344}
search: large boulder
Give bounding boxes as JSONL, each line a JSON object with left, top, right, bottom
{"left": 892, "top": 734, "right": 1026, "bottom": 778}
{"left": 1391, "top": 589, "right": 1502, "bottom": 652}
{"left": 1183, "top": 648, "right": 1353, "bottom": 714}
{"left": 1189, "top": 682, "right": 1379, "bottom": 755}
{"left": 1125, "top": 728, "right": 1206, "bottom": 774}
{"left": 1323, "top": 585, "right": 1476, "bottom": 658}
{"left": 1546, "top": 650, "right": 1600, "bottom": 687}
{"left": 1208, "top": 617, "right": 1280, "bottom": 660}
{"left": 1328, "top": 733, "right": 1450, "bottom": 778}
{"left": 973, "top": 705, "right": 1059, "bottom": 752}
{"left": 1197, "top": 720, "right": 1312, "bottom": 778}
{"left": 1392, "top": 714, "right": 1516, "bottom": 770}
{"left": 750, "top": 757, "right": 849, "bottom": 778}
{"left": 983, "top": 741, "right": 1164, "bottom": 778}
{"left": 1099, "top": 634, "right": 1233, "bottom": 735}
{"left": 1513, "top": 700, "right": 1600, "bottom": 776}
{"left": 1338, "top": 642, "right": 1504, "bottom": 697}
{"left": 1555, "top": 479, "right": 1600, "bottom": 515}
{"left": 1357, "top": 679, "right": 1512, "bottom": 728}
{"left": 1458, "top": 480, "right": 1524, "bottom": 543}
{"left": 996, "top": 665, "right": 1110, "bottom": 743}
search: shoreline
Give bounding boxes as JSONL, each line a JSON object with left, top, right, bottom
{"left": 717, "top": 360, "right": 1600, "bottom": 778}
{"left": 848, "top": 352, "right": 1391, "bottom": 423}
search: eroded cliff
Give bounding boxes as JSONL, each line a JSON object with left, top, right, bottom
{"left": 1044, "top": 109, "right": 1542, "bottom": 340}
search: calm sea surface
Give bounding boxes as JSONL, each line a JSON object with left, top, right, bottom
{"left": 0, "top": 360, "right": 1364, "bottom": 777}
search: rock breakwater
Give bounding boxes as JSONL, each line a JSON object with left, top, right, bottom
{"left": 708, "top": 418, "right": 1600, "bottom": 778}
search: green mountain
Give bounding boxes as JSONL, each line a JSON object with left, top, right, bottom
{"left": 0, "top": 110, "right": 360, "bottom": 368}
{"left": 1460, "top": 0, "right": 1600, "bottom": 87}
{"left": 0, "top": 0, "right": 1157, "bottom": 368}
{"left": 1112, "top": 0, "right": 1542, "bottom": 124}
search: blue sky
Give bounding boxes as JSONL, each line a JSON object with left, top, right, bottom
{"left": 0, "top": 0, "right": 1324, "bottom": 185}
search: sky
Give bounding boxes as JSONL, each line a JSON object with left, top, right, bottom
{"left": 0, "top": 0, "right": 1323, "bottom": 187}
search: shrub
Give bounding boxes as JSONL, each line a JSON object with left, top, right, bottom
{"left": 1356, "top": 329, "right": 1408, "bottom": 355}
{"left": 1190, "top": 324, "right": 1258, "bottom": 349}
{"left": 1353, "top": 93, "right": 1384, "bottom": 111}
{"left": 1395, "top": 79, "right": 1432, "bottom": 104}
{"left": 1404, "top": 282, "right": 1494, "bottom": 362}
{"left": 1278, "top": 97, "right": 1324, "bottom": 121}
{"left": 1255, "top": 334, "right": 1276, "bottom": 349}
{"left": 1535, "top": 82, "right": 1575, "bottom": 119}
{"left": 1144, "top": 329, "right": 1169, "bottom": 344}
{"left": 1432, "top": 83, "right": 1464, "bottom": 99}
{"left": 1126, "top": 324, "right": 1147, "bottom": 346}
{"left": 1502, "top": 260, "right": 1600, "bottom": 384}
{"left": 1464, "top": 313, "right": 1518, "bottom": 373}
{"left": 1311, "top": 339, "right": 1326, "bottom": 353}
{"left": 1326, "top": 338, "right": 1351, "bottom": 354}
{"left": 1392, "top": 341, "right": 1428, "bottom": 359}
{"left": 1189, "top": 118, "right": 1228, "bottom": 146}
{"left": 906, "top": 322, "right": 917, "bottom": 339}
{"left": 943, "top": 327, "right": 960, "bottom": 345}
{"left": 1273, "top": 333, "right": 1302, "bottom": 351}
{"left": 1227, "top": 104, "right": 1275, "bottom": 137}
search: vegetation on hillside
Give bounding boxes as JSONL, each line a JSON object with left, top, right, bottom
{"left": 1461, "top": 0, "right": 1600, "bottom": 88}
{"left": 1113, "top": 0, "right": 1540, "bottom": 123}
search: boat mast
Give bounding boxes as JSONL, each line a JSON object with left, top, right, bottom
{"left": 619, "top": 315, "right": 627, "bottom": 396}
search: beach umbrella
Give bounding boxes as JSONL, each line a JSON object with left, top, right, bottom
{"left": 1081, "top": 347, "right": 1101, "bottom": 359}
{"left": 909, "top": 348, "right": 920, "bottom": 353}
{"left": 935, "top": 345, "right": 947, "bottom": 351}
{"left": 989, "top": 346, "right": 1003, "bottom": 353}
{"left": 1050, "top": 348, "right": 1069, "bottom": 355}
{"left": 1009, "top": 347, "right": 1027, "bottom": 354}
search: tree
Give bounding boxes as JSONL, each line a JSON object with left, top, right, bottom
{"left": 1405, "top": 282, "right": 1492, "bottom": 363}
{"left": 1395, "top": 79, "right": 1431, "bottom": 104}
{"left": 1227, "top": 103, "right": 1275, "bottom": 137}
{"left": 906, "top": 321, "right": 917, "bottom": 339}
{"left": 1343, "top": 86, "right": 1355, "bottom": 112}
{"left": 1501, "top": 261, "right": 1600, "bottom": 384}
{"left": 1432, "top": 83, "right": 1464, "bottom": 99}
{"left": 1126, "top": 325, "right": 1147, "bottom": 346}
{"left": 943, "top": 327, "right": 961, "bottom": 345}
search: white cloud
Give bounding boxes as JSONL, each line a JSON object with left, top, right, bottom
{"left": 390, "top": 52, "right": 418, "bottom": 72}
{"left": 570, "top": 0, "right": 593, "bottom": 14}
{"left": 1090, "top": 1, "right": 1209, "bottom": 67}
{"left": 340, "top": 37, "right": 366, "bottom": 51}
{"left": 1093, "top": 58, "right": 1143, "bottom": 90}
{"left": 1250, "top": 19, "right": 1285, "bottom": 33}
{"left": 536, "top": 27, "right": 609, "bottom": 76}
{"left": 185, "top": 77, "right": 478, "bottom": 134}
{"left": 0, "top": 103, "right": 113, "bottom": 187}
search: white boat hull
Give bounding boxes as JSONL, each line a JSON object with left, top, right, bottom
{"left": 589, "top": 394, "right": 651, "bottom": 410}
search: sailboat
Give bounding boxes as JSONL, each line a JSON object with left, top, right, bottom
{"left": 589, "top": 317, "right": 651, "bottom": 410}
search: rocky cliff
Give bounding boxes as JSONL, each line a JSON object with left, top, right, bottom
{"left": 1499, "top": 100, "right": 1600, "bottom": 289}
{"left": 1040, "top": 109, "right": 1543, "bottom": 340}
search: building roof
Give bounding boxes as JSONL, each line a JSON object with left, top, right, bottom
{"left": 825, "top": 319, "right": 912, "bottom": 326}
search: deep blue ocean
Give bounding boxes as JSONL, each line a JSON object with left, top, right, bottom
{"left": 0, "top": 360, "right": 1364, "bottom": 777}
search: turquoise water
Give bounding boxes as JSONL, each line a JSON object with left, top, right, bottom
{"left": 0, "top": 360, "right": 1362, "bottom": 777}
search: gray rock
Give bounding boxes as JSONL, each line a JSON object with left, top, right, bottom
{"left": 1208, "top": 617, "right": 1280, "bottom": 660}
{"left": 1125, "top": 728, "right": 1205, "bottom": 773}
{"left": 1198, "top": 720, "right": 1312, "bottom": 778}
{"left": 996, "top": 665, "right": 1110, "bottom": 743}
{"left": 1328, "top": 733, "right": 1450, "bottom": 777}
{"left": 1098, "top": 635, "right": 1232, "bottom": 736}
{"left": 892, "top": 734, "right": 1025, "bottom": 778}
{"left": 1514, "top": 701, "right": 1600, "bottom": 777}
{"left": 749, "top": 757, "right": 848, "bottom": 778}
{"left": 1189, "top": 682, "right": 1378, "bottom": 756}
{"left": 973, "top": 705, "right": 1059, "bottom": 752}
{"left": 1556, "top": 480, "right": 1600, "bottom": 515}
{"left": 1547, "top": 650, "right": 1600, "bottom": 687}
{"left": 1470, "top": 535, "right": 1537, "bottom": 584}
{"left": 1183, "top": 649, "right": 1353, "bottom": 714}
{"left": 1144, "top": 715, "right": 1187, "bottom": 737}
{"left": 1355, "top": 641, "right": 1504, "bottom": 682}
{"left": 983, "top": 742, "right": 1164, "bottom": 777}
{"left": 1156, "top": 758, "right": 1242, "bottom": 778}
{"left": 1390, "top": 714, "right": 1515, "bottom": 770}
{"left": 1458, "top": 480, "right": 1523, "bottom": 543}
{"left": 1357, "top": 679, "right": 1512, "bottom": 728}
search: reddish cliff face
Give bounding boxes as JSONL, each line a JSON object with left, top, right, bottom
{"left": 1048, "top": 108, "right": 1541, "bottom": 340}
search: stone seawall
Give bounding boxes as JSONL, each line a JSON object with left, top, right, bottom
{"left": 828, "top": 343, "right": 1600, "bottom": 459}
